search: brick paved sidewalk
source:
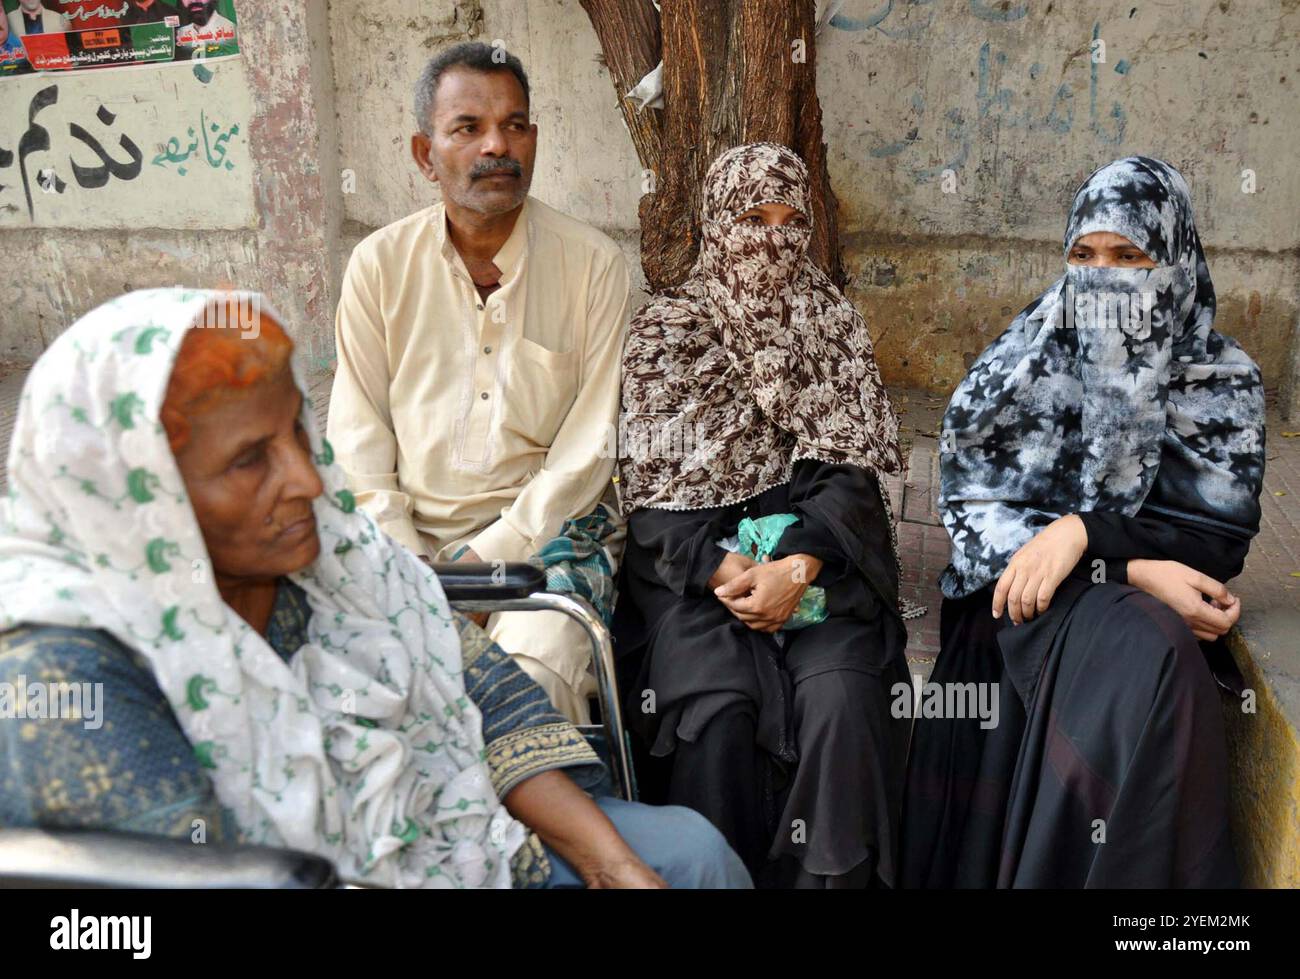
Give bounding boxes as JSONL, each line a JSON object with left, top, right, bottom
{"left": 883, "top": 389, "right": 950, "bottom": 680}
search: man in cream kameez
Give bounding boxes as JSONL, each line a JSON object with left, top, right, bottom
{"left": 328, "top": 42, "right": 630, "bottom": 723}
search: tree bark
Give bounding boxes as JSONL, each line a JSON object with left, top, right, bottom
{"left": 580, "top": 0, "right": 844, "bottom": 292}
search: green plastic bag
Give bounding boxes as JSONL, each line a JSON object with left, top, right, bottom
{"left": 717, "top": 513, "right": 827, "bottom": 631}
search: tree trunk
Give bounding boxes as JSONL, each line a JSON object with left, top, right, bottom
{"left": 580, "top": 0, "right": 844, "bottom": 292}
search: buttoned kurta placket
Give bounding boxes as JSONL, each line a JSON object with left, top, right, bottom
{"left": 441, "top": 209, "right": 530, "bottom": 473}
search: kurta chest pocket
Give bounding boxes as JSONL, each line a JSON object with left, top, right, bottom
{"left": 503, "top": 337, "right": 579, "bottom": 446}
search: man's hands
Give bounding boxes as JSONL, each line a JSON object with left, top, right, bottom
{"left": 993, "top": 514, "right": 1088, "bottom": 624}
{"left": 714, "top": 553, "right": 823, "bottom": 633}
{"left": 1127, "top": 559, "right": 1241, "bottom": 641}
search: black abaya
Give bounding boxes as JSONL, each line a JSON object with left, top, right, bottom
{"left": 613, "top": 459, "right": 910, "bottom": 888}
{"left": 901, "top": 505, "right": 1253, "bottom": 888}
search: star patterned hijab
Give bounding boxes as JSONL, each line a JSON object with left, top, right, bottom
{"left": 938, "top": 156, "right": 1265, "bottom": 598}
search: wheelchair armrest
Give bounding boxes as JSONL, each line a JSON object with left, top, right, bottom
{"left": 0, "top": 827, "right": 338, "bottom": 889}
{"left": 430, "top": 561, "right": 546, "bottom": 601}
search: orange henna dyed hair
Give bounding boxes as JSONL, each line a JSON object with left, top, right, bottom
{"left": 161, "top": 296, "right": 295, "bottom": 454}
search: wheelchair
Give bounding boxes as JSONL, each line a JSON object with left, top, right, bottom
{"left": 0, "top": 562, "right": 632, "bottom": 888}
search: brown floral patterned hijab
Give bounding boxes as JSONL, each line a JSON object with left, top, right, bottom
{"left": 618, "top": 142, "right": 902, "bottom": 514}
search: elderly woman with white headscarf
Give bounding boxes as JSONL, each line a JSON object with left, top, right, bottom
{"left": 0, "top": 288, "right": 750, "bottom": 889}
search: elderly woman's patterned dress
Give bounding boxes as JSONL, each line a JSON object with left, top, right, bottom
{"left": 0, "top": 584, "right": 603, "bottom": 887}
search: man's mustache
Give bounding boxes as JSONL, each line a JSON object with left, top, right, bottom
{"left": 470, "top": 159, "right": 523, "bottom": 180}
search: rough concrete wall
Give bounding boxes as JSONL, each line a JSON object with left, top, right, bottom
{"left": 0, "top": 64, "right": 256, "bottom": 231}
{"left": 819, "top": 0, "right": 1300, "bottom": 406}
{"left": 0, "top": 229, "right": 258, "bottom": 363}
{"left": 0, "top": 0, "right": 342, "bottom": 370}
{"left": 326, "top": 0, "right": 1299, "bottom": 411}
{"left": 328, "top": 0, "right": 650, "bottom": 298}
{"left": 2, "top": 0, "right": 1296, "bottom": 414}
{"left": 213, "top": 0, "right": 342, "bottom": 372}
{"left": 0, "top": 55, "right": 259, "bottom": 363}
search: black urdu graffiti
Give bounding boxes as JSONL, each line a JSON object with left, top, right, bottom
{"left": 0, "top": 84, "right": 146, "bottom": 219}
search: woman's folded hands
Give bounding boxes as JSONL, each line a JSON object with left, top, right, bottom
{"left": 713, "top": 553, "right": 824, "bottom": 633}
{"left": 1125, "top": 559, "right": 1241, "bottom": 641}
{"left": 993, "top": 514, "right": 1241, "bottom": 640}
{"left": 993, "top": 514, "right": 1089, "bottom": 625}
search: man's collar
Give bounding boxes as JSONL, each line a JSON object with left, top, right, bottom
{"left": 491, "top": 198, "right": 530, "bottom": 278}
{"left": 434, "top": 197, "right": 531, "bottom": 277}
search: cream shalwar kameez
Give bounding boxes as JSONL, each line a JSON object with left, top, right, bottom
{"left": 328, "top": 196, "right": 630, "bottom": 723}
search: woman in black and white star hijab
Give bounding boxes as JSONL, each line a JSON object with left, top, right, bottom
{"left": 902, "top": 157, "right": 1263, "bottom": 889}
{"left": 939, "top": 155, "right": 1264, "bottom": 609}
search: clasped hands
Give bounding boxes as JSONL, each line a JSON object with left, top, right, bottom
{"left": 993, "top": 514, "right": 1240, "bottom": 640}
{"left": 710, "top": 551, "right": 823, "bottom": 633}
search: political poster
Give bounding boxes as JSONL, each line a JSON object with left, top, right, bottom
{"left": 1, "top": 1, "right": 239, "bottom": 78}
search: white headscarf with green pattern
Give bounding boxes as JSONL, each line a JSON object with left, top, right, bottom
{"left": 0, "top": 289, "right": 526, "bottom": 887}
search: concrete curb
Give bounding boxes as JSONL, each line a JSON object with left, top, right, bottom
{"left": 1224, "top": 624, "right": 1300, "bottom": 888}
